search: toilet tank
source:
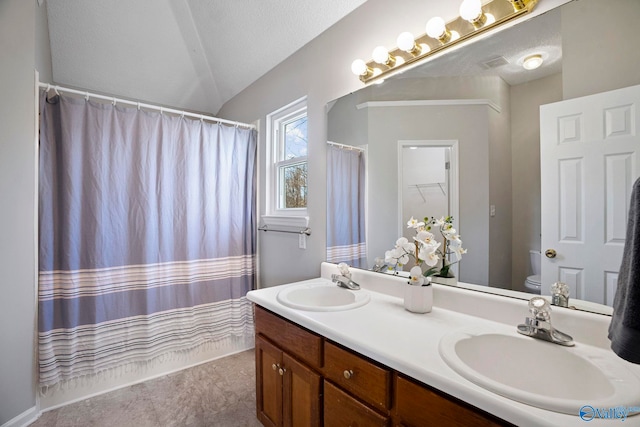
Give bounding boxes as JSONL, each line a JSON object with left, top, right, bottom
{"left": 530, "top": 250, "right": 541, "bottom": 275}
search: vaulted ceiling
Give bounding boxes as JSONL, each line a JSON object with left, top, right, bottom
{"left": 45, "top": 0, "right": 368, "bottom": 115}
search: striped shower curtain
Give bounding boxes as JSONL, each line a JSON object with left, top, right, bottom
{"left": 38, "top": 92, "right": 257, "bottom": 387}
{"left": 326, "top": 144, "right": 367, "bottom": 268}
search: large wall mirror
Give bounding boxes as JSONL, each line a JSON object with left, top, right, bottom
{"left": 326, "top": 0, "right": 640, "bottom": 315}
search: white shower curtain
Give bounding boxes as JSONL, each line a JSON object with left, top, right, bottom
{"left": 38, "top": 91, "right": 257, "bottom": 387}
{"left": 326, "top": 144, "right": 366, "bottom": 268}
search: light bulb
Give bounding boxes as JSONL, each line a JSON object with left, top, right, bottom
{"left": 426, "top": 17, "right": 446, "bottom": 39}
{"left": 459, "top": 0, "right": 483, "bottom": 21}
{"left": 523, "top": 54, "right": 543, "bottom": 70}
{"left": 351, "top": 59, "right": 368, "bottom": 76}
{"left": 397, "top": 32, "right": 416, "bottom": 52}
{"left": 372, "top": 46, "right": 390, "bottom": 64}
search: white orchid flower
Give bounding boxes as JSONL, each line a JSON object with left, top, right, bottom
{"left": 421, "top": 248, "right": 440, "bottom": 267}
{"left": 398, "top": 252, "right": 410, "bottom": 265}
{"left": 447, "top": 234, "right": 462, "bottom": 246}
{"left": 384, "top": 250, "right": 398, "bottom": 266}
{"left": 442, "top": 227, "right": 457, "bottom": 238}
{"left": 433, "top": 217, "right": 446, "bottom": 227}
{"left": 395, "top": 237, "right": 409, "bottom": 247}
{"left": 415, "top": 230, "right": 435, "bottom": 245}
{"left": 407, "top": 216, "right": 425, "bottom": 229}
{"left": 409, "top": 266, "right": 424, "bottom": 286}
{"left": 453, "top": 246, "right": 467, "bottom": 261}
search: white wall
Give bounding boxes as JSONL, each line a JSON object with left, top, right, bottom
{"left": 562, "top": 0, "right": 640, "bottom": 100}
{"left": 510, "top": 73, "right": 563, "bottom": 291}
{"left": 0, "top": 0, "right": 38, "bottom": 424}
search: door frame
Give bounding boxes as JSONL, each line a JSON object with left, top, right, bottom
{"left": 398, "top": 140, "right": 460, "bottom": 274}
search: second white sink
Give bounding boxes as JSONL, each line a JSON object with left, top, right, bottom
{"left": 439, "top": 328, "right": 640, "bottom": 416}
{"left": 276, "top": 278, "right": 370, "bottom": 311}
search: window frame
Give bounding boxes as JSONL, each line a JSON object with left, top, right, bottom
{"left": 264, "top": 97, "right": 309, "bottom": 227}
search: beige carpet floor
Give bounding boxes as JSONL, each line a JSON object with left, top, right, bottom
{"left": 29, "top": 350, "right": 262, "bottom": 427}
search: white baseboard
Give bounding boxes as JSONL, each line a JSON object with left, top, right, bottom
{"left": 1, "top": 406, "right": 39, "bottom": 427}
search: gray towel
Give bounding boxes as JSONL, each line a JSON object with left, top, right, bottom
{"left": 609, "top": 177, "right": 640, "bottom": 364}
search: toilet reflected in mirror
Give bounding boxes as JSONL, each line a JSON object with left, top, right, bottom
{"left": 524, "top": 250, "right": 541, "bottom": 295}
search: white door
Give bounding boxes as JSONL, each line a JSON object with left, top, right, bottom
{"left": 541, "top": 84, "right": 640, "bottom": 306}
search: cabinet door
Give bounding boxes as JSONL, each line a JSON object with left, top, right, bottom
{"left": 256, "top": 336, "right": 283, "bottom": 427}
{"left": 324, "top": 381, "right": 390, "bottom": 427}
{"left": 282, "top": 353, "right": 322, "bottom": 427}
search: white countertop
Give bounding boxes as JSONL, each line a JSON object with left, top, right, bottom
{"left": 247, "top": 263, "right": 640, "bottom": 427}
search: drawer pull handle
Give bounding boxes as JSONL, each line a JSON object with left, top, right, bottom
{"left": 343, "top": 369, "right": 354, "bottom": 379}
{"left": 272, "top": 363, "right": 278, "bottom": 371}
{"left": 279, "top": 367, "right": 286, "bottom": 376}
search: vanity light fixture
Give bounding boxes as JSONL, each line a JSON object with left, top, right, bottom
{"left": 372, "top": 45, "right": 396, "bottom": 67}
{"left": 351, "top": 59, "right": 374, "bottom": 78}
{"left": 522, "top": 53, "right": 543, "bottom": 70}
{"left": 351, "top": 0, "right": 539, "bottom": 83}
{"left": 397, "top": 32, "right": 423, "bottom": 56}
{"left": 426, "top": 17, "right": 452, "bottom": 44}
{"left": 459, "top": 0, "right": 491, "bottom": 28}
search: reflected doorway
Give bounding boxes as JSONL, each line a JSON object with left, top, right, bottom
{"left": 398, "top": 140, "right": 459, "bottom": 276}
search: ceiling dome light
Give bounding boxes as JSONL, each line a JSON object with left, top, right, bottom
{"left": 522, "top": 54, "right": 543, "bottom": 70}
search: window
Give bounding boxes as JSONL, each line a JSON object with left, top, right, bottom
{"left": 265, "top": 98, "right": 308, "bottom": 224}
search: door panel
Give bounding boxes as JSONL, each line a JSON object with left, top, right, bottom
{"left": 541, "top": 84, "right": 640, "bottom": 305}
{"left": 256, "top": 336, "right": 283, "bottom": 427}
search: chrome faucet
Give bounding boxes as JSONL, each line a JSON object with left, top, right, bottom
{"left": 517, "top": 297, "right": 574, "bottom": 346}
{"left": 550, "top": 281, "right": 570, "bottom": 308}
{"left": 332, "top": 262, "right": 361, "bottom": 290}
{"left": 332, "top": 274, "right": 361, "bottom": 290}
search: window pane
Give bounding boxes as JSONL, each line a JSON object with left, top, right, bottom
{"left": 280, "top": 162, "right": 307, "bottom": 208}
{"left": 284, "top": 116, "right": 307, "bottom": 160}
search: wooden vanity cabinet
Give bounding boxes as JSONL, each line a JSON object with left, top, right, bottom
{"left": 254, "top": 306, "right": 510, "bottom": 427}
{"left": 254, "top": 307, "right": 322, "bottom": 427}
{"left": 393, "top": 375, "right": 512, "bottom": 427}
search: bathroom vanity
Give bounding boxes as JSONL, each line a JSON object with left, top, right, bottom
{"left": 247, "top": 263, "right": 640, "bottom": 426}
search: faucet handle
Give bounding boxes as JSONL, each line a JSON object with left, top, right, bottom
{"left": 528, "top": 297, "right": 551, "bottom": 321}
{"left": 337, "top": 262, "right": 351, "bottom": 278}
{"left": 551, "top": 282, "right": 569, "bottom": 297}
{"left": 550, "top": 282, "right": 569, "bottom": 307}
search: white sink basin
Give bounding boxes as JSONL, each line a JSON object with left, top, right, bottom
{"left": 439, "top": 328, "right": 640, "bottom": 415}
{"left": 276, "top": 279, "right": 370, "bottom": 311}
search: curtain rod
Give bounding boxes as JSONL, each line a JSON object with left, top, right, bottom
{"left": 326, "top": 141, "right": 365, "bottom": 152}
{"left": 38, "top": 83, "right": 256, "bottom": 130}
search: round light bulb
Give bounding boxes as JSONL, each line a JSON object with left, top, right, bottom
{"left": 351, "top": 59, "right": 368, "bottom": 76}
{"left": 459, "top": 0, "right": 483, "bottom": 21}
{"left": 372, "top": 46, "right": 390, "bottom": 64}
{"left": 397, "top": 32, "right": 416, "bottom": 52}
{"left": 523, "top": 54, "right": 543, "bottom": 70}
{"left": 426, "top": 17, "right": 446, "bottom": 39}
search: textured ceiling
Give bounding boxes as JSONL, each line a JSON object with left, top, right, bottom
{"left": 399, "top": 7, "right": 562, "bottom": 86}
{"left": 45, "top": 0, "right": 368, "bottom": 114}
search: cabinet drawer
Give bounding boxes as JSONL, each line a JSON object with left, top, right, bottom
{"left": 323, "top": 341, "right": 392, "bottom": 412}
{"left": 394, "top": 375, "right": 511, "bottom": 427}
{"left": 254, "top": 306, "right": 323, "bottom": 369}
{"left": 324, "top": 380, "right": 390, "bottom": 427}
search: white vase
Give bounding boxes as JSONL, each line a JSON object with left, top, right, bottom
{"left": 403, "top": 281, "right": 433, "bottom": 313}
